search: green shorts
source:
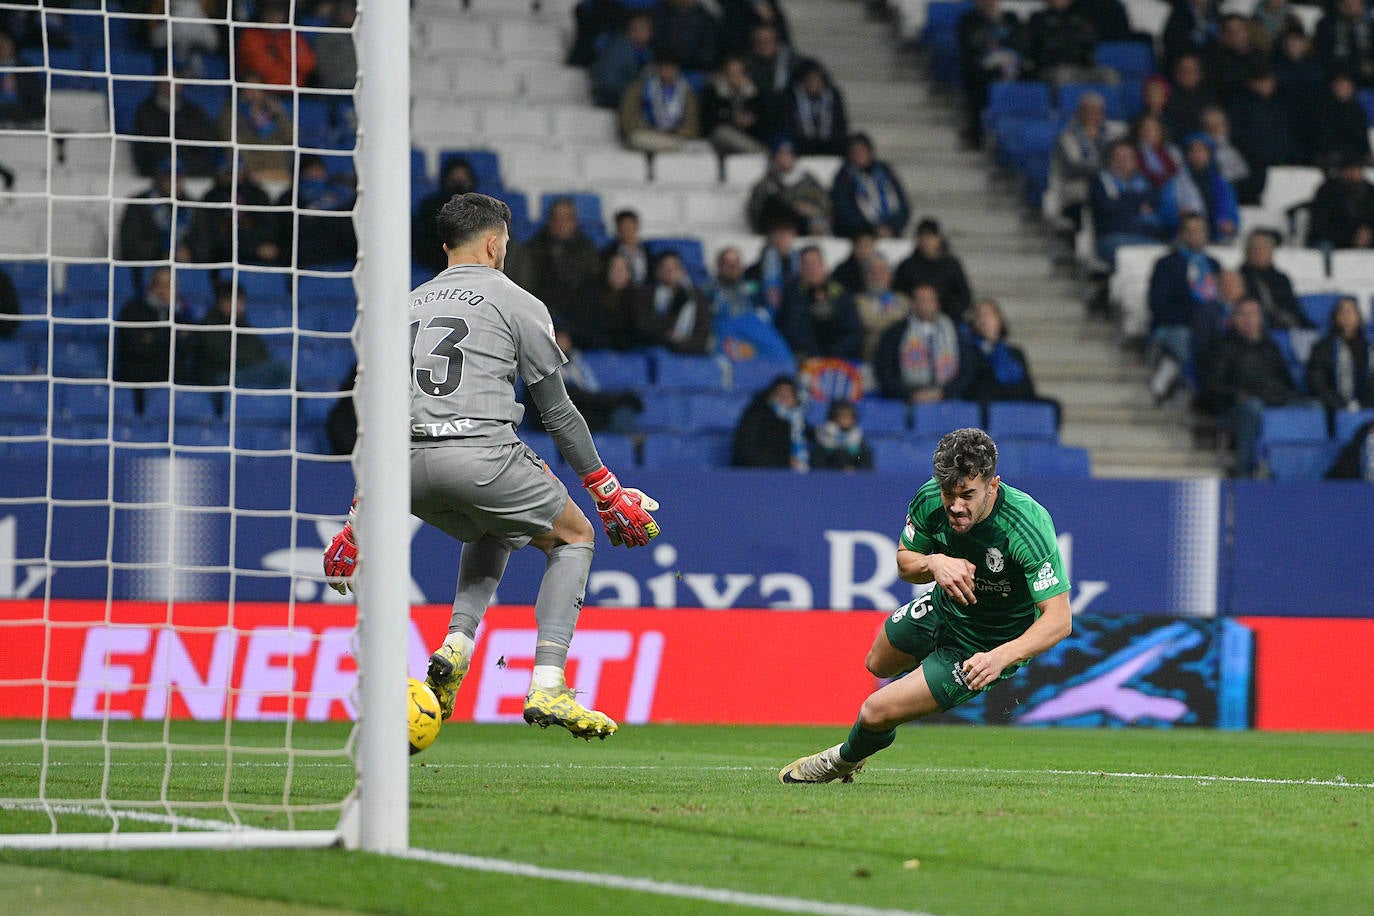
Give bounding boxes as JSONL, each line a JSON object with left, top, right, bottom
{"left": 883, "top": 593, "right": 1012, "bottom": 711}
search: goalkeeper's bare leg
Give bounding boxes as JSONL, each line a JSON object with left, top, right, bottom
{"left": 522, "top": 501, "right": 618, "bottom": 740}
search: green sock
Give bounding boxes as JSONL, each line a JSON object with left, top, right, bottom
{"left": 838, "top": 718, "right": 896, "bottom": 764}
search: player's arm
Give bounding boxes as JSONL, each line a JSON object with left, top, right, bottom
{"left": 897, "top": 547, "right": 978, "bottom": 605}
{"left": 961, "top": 592, "right": 1072, "bottom": 690}
{"left": 526, "top": 373, "right": 660, "bottom": 547}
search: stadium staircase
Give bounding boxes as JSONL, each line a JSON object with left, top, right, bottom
{"left": 786, "top": 0, "right": 1229, "bottom": 478}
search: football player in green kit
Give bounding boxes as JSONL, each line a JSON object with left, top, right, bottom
{"left": 780, "top": 428, "right": 1072, "bottom": 784}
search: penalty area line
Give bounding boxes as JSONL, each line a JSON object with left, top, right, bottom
{"left": 398, "top": 847, "right": 933, "bottom": 916}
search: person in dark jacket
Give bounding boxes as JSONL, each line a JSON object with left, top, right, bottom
{"left": 784, "top": 60, "right": 848, "bottom": 157}
{"left": 525, "top": 197, "right": 605, "bottom": 322}
{"left": 777, "top": 246, "right": 863, "bottom": 360}
{"left": 564, "top": 253, "right": 646, "bottom": 352}
{"left": 1305, "top": 295, "right": 1374, "bottom": 420}
{"left": 1162, "top": 0, "right": 1219, "bottom": 72}
{"left": 1313, "top": 0, "right": 1374, "bottom": 86}
{"left": 632, "top": 250, "right": 712, "bottom": 354}
{"left": 412, "top": 156, "right": 477, "bottom": 275}
{"left": 1226, "top": 66, "right": 1303, "bottom": 204}
{"left": 113, "top": 266, "right": 188, "bottom": 413}
{"left": 1307, "top": 158, "right": 1374, "bottom": 250}
{"left": 892, "top": 217, "right": 974, "bottom": 321}
{"left": 182, "top": 284, "right": 289, "bottom": 390}
{"left": 1199, "top": 298, "right": 1309, "bottom": 476}
{"left": 961, "top": 297, "right": 1061, "bottom": 427}
{"left": 1204, "top": 14, "right": 1266, "bottom": 104}
{"left": 810, "top": 400, "right": 874, "bottom": 471}
{"left": 1313, "top": 71, "right": 1372, "bottom": 169}
{"left": 1090, "top": 140, "right": 1165, "bottom": 266}
{"left": 130, "top": 77, "right": 222, "bottom": 178}
{"left": 1024, "top": 0, "right": 1102, "bottom": 86}
{"left": 1162, "top": 53, "right": 1219, "bottom": 140}
{"left": 187, "top": 160, "right": 281, "bottom": 266}
{"left": 652, "top": 0, "right": 721, "bottom": 73}
{"left": 701, "top": 53, "right": 768, "bottom": 155}
{"left": 732, "top": 375, "right": 810, "bottom": 470}
{"left": 830, "top": 133, "right": 910, "bottom": 239}
{"left": 1239, "top": 229, "right": 1309, "bottom": 329}
{"left": 957, "top": 0, "right": 1025, "bottom": 147}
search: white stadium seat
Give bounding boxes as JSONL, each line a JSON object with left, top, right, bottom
{"left": 451, "top": 60, "right": 524, "bottom": 100}
{"left": 875, "top": 238, "right": 915, "bottom": 266}
{"left": 796, "top": 155, "right": 843, "bottom": 185}
{"left": 49, "top": 90, "right": 109, "bottom": 134}
{"left": 476, "top": 103, "right": 551, "bottom": 142}
{"left": 549, "top": 104, "right": 616, "bottom": 144}
{"left": 522, "top": 63, "right": 590, "bottom": 103}
{"left": 419, "top": 18, "right": 495, "bottom": 56}
{"left": 682, "top": 188, "right": 747, "bottom": 231}
{"left": 722, "top": 152, "right": 767, "bottom": 189}
{"left": 493, "top": 19, "right": 565, "bottom": 59}
{"left": 1111, "top": 243, "right": 1168, "bottom": 339}
{"left": 579, "top": 148, "right": 649, "bottom": 185}
{"left": 651, "top": 149, "right": 719, "bottom": 187}
{"left": 599, "top": 187, "right": 683, "bottom": 234}
{"left": 505, "top": 145, "right": 579, "bottom": 187}
{"left": 1271, "top": 247, "right": 1328, "bottom": 295}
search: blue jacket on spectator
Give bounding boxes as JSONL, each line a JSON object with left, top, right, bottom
{"left": 1157, "top": 135, "right": 1239, "bottom": 240}
{"left": 1148, "top": 245, "right": 1221, "bottom": 330}
{"left": 1089, "top": 169, "right": 1161, "bottom": 238}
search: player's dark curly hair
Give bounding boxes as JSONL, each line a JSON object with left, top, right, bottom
{"left": 932, "top": 428, "right": 997, "bottom": 489}
{"left": 436, "top": 192, "right": 511, "bottom": 250}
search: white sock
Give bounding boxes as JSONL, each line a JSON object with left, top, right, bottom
{"left": 442, "top": 632, "right": 475, "bottom": 658}
{"left": 530, "top": 665, "right": 565, "bottom": 691}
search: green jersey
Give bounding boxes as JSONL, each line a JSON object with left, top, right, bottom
{"left": 900, "top": 478, "right": 1070, "bottom": 655}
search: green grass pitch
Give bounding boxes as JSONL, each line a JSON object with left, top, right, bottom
{"left": 2, "top": 721, "right": 1372, "bottom": 914}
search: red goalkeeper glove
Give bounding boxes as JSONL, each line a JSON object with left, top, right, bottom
{"left": 582, "top": 467, "right": 660, "bottom": 547}
{"left": 323, "top": 502, "right": 358, "bottom": 595}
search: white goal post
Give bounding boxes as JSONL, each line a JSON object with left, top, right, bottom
{"left": 0, "top": 0, "right": 410, "bottom": 852}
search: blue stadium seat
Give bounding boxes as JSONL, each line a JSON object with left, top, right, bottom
{"left": 1018, "top": 442, "right": 1092, "bottom": 478}
{"left": 645, "top": 238, "right": 709, "bottom": 288}
{"left": 1093, "top": 41, "right": 1155, "bottom": 78}
{"left": 173, "top": 389, "right": 222, "bottom": 420}
{"left": 518, "top": 432, "right": 558, "bottom": 465}
{"left": 233, "top": 270, "right": 290, "bottom": 301}
{"left": 114, "top": 417, "right": 171, "bottom": 443}
{"left": 51, "top": 340, "right": 107, "bottom": 378}
{"left": 684, "top": 391, "right": 749, "bottom": 431}
{"left": 2, "top": 261, "right": 50, "bottom": 297}
{"left": 0, "top": 339, "right": 37, "bottom": 374}
{"left": 235, "top": 423, "right": 293, "bottom": 452}
{"left": 57, "top": 383, "right": 111, "bottom": 419}
{"left": 53, "top": 294, "right": 110, "bottom": 320}
{"left": 297, "top": 337, "right": 355, "bottom": 391}
{"left": 1335, "top": 408, "right": 1374, "bottom": 443}
{"left": 924, "top": 2, "right": 972, "bottom": 85}
{"left": 115, "top": 385, "right": 171, "bottom": 419}
{"left": 854, "top": 398, "right": 910, "bottom": 434}
{"left": 640, "top": 432, "right": 732, "bottom": 469}
{"left": 51, "top": 417, "right": 107, "bottom": 440}
{"left": 1264, "top": 441, "right": 1340, "bottom": 480}
{"left": 728, "top": 357, "right": 796, "bottom": 394}
{"left": 593, "top": 433, "right": 638, "bottom": 469}
{"left": 300, "top": 302, "right": 356, "bottom": 333}
{"left": 635, "top": 392, "right": 690, "bottom": 431}
{"left": 297, "top": 96, "right": 335, "bottom": 148}
{"left": 1, "top": 380, "right": 50, "bottom": 419}
{"left": 911, "top": 400, "right": 982, "bottom": 437}
{"left": 499, "top": 190, "right": 534, "bottom": 243}
{"left": 111, "top": 50, "right": 157, "bottom": 76}
{"left": 986, "top": 401, "right": 1058, "bottom": 442}
{"left": 982, "top": 81, "right": 1052, "bottom": 132}
{"left": 1267, "top": 330, "right": 1308, "bottom": 388}
{"left": 249, "top": 297, "right": 293, "bottom": 329}
{"left": 174, "top": 418, "right": 230, "bottom": 448}
{"left": 869, "top": 436, "right": 939, "bottom": 472}
{"left": 179, "top": 84, "right": 229, "bottom": 122}
{"left": 64, "top": 263, "right": 112, "bottom": 297}
{"left": 1259, "top": 405, "right": 1328, "bottom": 444}
{"left": 295, "top": 426, "right": 331, "bottom": 455}
{"left": 1299, "top": 293, "right": 1343, "bottom": 329}
{"left": 578, "top": 350, "right": 652, "bottom": 389}
{"left": 653, "top": 352, "right": 727, "bottom": 390}
{"left": 297, "top": 274, "right": 356, "bottom": 309}
{"left": 234, "top": 393, "right": 294, "bottom": 424}
{"left": 172, "top": 267, "right": 219, "bottom": 308}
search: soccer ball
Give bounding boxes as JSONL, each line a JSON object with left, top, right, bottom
{"left": 407, "top": 678, "right": 442, "bottom": 755}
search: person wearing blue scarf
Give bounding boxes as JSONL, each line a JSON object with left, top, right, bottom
{"left": 831, "top": 133, "right": 911, "bottom": 239}
{"left": 619, "top": 53, "right": 701, "bottom": 153}
{"left": 961, "top": 298, "right": 1061, "bottom": 429}
{"left": 1089, "top": 140, "right": 1165, "bottom": 267}
{"left": 732, "top": 375, "right": 811, "bottom": 471}
{"left": 1158, "top": 133, "right": 1239, "bottom": 242}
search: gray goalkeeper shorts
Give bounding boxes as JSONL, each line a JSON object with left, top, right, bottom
{"left": 410, "top": 441, "right": 568, "bottom": 549}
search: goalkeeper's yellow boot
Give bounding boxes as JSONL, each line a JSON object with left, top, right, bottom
{"left": 425, "top": 642, "right": 470, "bottom": 721}
{"left": 778, "top": 744, "right": 865, "bottom": 784}
{"left": 523, "top": 684, "right": 618, "bottom": 740}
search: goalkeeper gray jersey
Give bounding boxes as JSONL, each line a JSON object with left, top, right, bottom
{"left": 408, "top": 264, "right": 566, "bottom": 447}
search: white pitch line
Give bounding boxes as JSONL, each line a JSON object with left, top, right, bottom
{"left": 398, "top": 847, "right": 933, "bottom": 916}
{"left": 0, "top": 800, "right": 241, "bottom": 832}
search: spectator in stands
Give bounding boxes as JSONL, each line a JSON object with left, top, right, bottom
{"left": 892, "top": 217, "right": 974, "bottom": 320}
{"left": 1240, "top": 228, "right": 1310, "bottom": 329}
{"left": 325, "top": 364, "right": 356, "bottom": 456}
{"left": 1314, "top": 71, "right": 1373, "bottom": 168}
{"left": 634, "top": 250, "right": 712, "bottom": 354}
{"left": 1053, "top": 92, "right": 1128, "bottom": 229}
{"left": 1250, "top": 0, "right": 1302, "bottom": 52}
{"left": 113, "top": 266, "right": 185, "bottom": 411}
{"left": 778, "top": 246, "right": 862, "bottom": 360}
{"left": 119, "top": 161, "right": 192, "bottom": 263}
{"left": 1163, "top": 0, "right": 1220, "bottom": 72}
{"left": 851, "top": 255, "right": 909, "bottom": 363}
{"left": 183, "top": 283, "right": 290, "bottom": 389}
{"left": 962, "top": 297, "right": 1061, "bottom": 428}
{"left": 602, "top": 209, "right": 651, "bottom": 284}
{"left": 619, "top": 52, "right": 701, "bottom": 153}
{"left": 1206, "top": 14, "right": 1266, "bottom": 104}
{"left": 1314, "top": 0, "right": 1374, "bottom": 87}
{"left": 1089, "top": 140, "right": 1164, "bottom": 267}
{"left": 709, "top": 245, "right": 793, "bottom": 361}
{"left": 746, "top": 218, "right": 801, "bottom": 312}
{"left": 1324, "top": 416, "right": 1374, "bottom": 477}
{"left": 832, "top": 229, "right": 878, "bottom": 294}
{"left": 811, "top": 400, "right": 874, "bottom": 471}
{"left": 702, "top": 54, "right": 768, "bottom": 155}
{"left": 785, "top": 60, "right": 849, "bottom": 157}
{"left": 1147, "top": 213, "right": 1221, "bottom": 400}
{"left": 568, "top": 0, "right": 626, "bottom": 68}
{"left": 1024, "top": 0, "right": 1109, "bottom": 88}
{"left": 218, "top": 80, "right": 294, "bottom": 184}
{"left": 1307, "top": 157, "right": 1374, "bottom": 250}
{"left": 591, "top": 10, "right": 654, "bottom": 108}
{"left": 1078, "top": 0, "right": 1134, "bottom": 43}
{"left": 720, "top": 0, "right": 791, "bottom": 55}
{"left": 565, "top": 253, "right": 644, "bottom": 352}
{"left": 412, "top": 156, "right": 477, "bottom": 275}
{"left": 831, "top": 133, "right": 910, "bottom": 239}
{"left": 1140, "top": 74, "right": 1173, "bottom": 124}
{"left": 746, "top": 139, "right": 831, "bottom": 235}
{"left": 744, "top": 23, "right": 799, "bottom": 131}
{"left": 539, "top": 329, "right": 644, "bottom": 434}
{"left": 188, "top": 159, "right": 282, "bottom": 266}
{"left": 1227, "top": 65, "right": 1303, "bottom": 203}
{"left": 732, "top": 374, "right": 810, "bottom": 470}
{"left": 1198, "top": 297, "right": 1308, "bottom": 476}
{"left": 1133, "top": 113, "right": 1183, "bottom": 190}
{"left": 310, "top": 0, "right": 357, "bottom": 90}
{"left": 525, "top": 197, "right": 604, "bottom": 322}
{"left": 1199, "top": 106, "right": 1249, "bottom": 188}
{"left": 1159, "top": 134, "right": 1239, "bottom": 242}
{"left": 1273, "top": 24, "right": 1325, "bottom": 99}
{"left": 131, "top": 76, "right": 221, "bottom": 179}
{"left": 956, "top": 0, "right": 1024, "bottom": 148}
{"left": 145, "top": 0, "right": 223, "bottom": 75}
{"left": 652, "top": 0, "right": 721, "bottom": 73}
{"left": 285, "top": 155, "right": 356, "bottom": 267}
{"left": 236, "top": 0, "right": 315, "bottom": 86}
{"left": 1163, "top": 53, "right": 1219, "bottom": 140}
{"left": 1306, "top": 295, "right": 1374, "bottom": 420}
{"left": 0, "top": 27, "right": 42, "bottom": 127}
{"left": 874, "top": 283, "right": 967, "bottom": 403}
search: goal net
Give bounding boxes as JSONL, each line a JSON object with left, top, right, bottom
{"left": 0, "top": 0, "right": 409, "bottom": 850}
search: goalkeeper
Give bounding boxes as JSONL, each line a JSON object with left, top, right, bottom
{"left": 779, "top": 428, "right": 1072, "bottom": 783}
{"left": 324, "top": 192, "right": 660, "bottom": 740}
